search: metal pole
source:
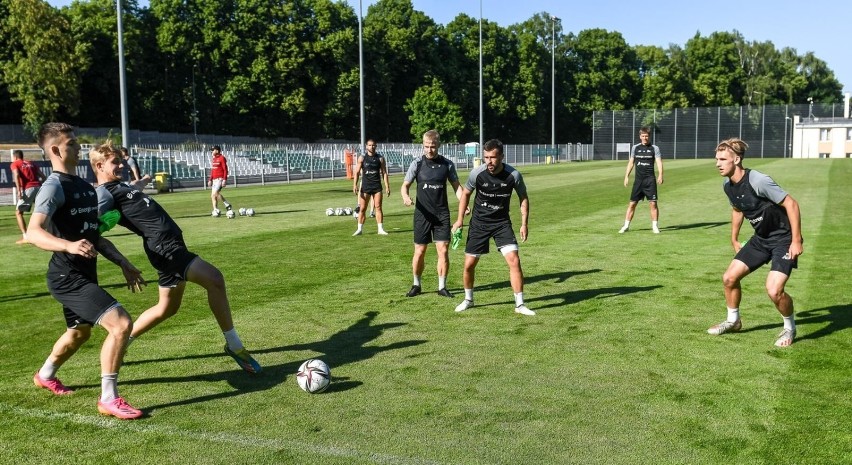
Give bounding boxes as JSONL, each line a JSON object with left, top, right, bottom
{"left": 551, "top": 16, "right": 559, "bottom": 146}
{"left": 479, "top": 1, "right": 483, "bottom": 152}
{"left": 116, "top": 0, "right": 130, "bottom": 147}
{"left": 191, "top": 66, "right": 198, "bottom": 142}
{"left": 784, "top": 116, "right": 789, "bottom": 158}
{"left": 358, "top": 0, "right": 365, "bottom": 150}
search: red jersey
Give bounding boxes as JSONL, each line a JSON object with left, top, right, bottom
{"left": 210, "top": 154, "right": 229, "bottom": 180}
{"left": 11, "top": 159, "right": 43, "bottom": 189}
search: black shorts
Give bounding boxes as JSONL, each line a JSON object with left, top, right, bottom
{"left": 47, "top": 270, "right": 119, "bottom": 328}
{"left": 360, "top": 184, "right": 383, "bottom": 196}
{"left": 630, "top": 176, "right": 658, "bottom": 202}
{"left": 464, "top": 220, "right": 518, "bottom": 256}
{"left": 413, "top": 208, "right": 451, "bottom": 244}
{"left": 735, "top": 234, "right": 799, "bottom": 276}
{"left": 145, "top": 241, "right": 199, "bottom": 287}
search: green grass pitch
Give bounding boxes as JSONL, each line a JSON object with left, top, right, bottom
{"left": 1, "top": 159, "right": 850, "bottom": 464}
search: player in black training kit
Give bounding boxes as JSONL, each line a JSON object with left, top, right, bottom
{"left": 27, "top": 123, "right": 145, "bottom": 419}
{"left": 352, "top": 139, "right": 390, "bottom": 235}
{"left": 620, "top": 126, "right": 664, "bottom": 234}
{"left": 400, "top": 130, "right": 462, "bottom": 298}
{"left": 708, "top": 138, "right": 803, "bottom": 348}
{"left": 451, "top": 139, "right": 533, "bottom": 316}
{"left": 90, "top": 142, "right": 262, "bottom": 373}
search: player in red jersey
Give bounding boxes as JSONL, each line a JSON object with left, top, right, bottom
{"left": 11, "top": 149, "right": 46, "bottom": 244}
{"left": 208, "top": 145, "right": 232, "bottom": 215}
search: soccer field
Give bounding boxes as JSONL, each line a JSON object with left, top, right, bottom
{"left": 1, "top": 159, "right": 850, "bottom": 464}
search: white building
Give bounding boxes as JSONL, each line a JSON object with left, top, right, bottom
{"left": 792, "top": 93, "right": 852, "bottom": 158}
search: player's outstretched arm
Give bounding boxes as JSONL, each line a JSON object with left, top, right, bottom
{"left": 96, "top": 237, "right": 146, "bottom": 292}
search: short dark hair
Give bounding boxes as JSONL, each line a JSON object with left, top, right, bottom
{"left": 211, "top": 145, "right": 221, "bottom": 151}
{"left": 13, "top": 149, "right": 24, "bottom": 159}
{"left": 639, "top": 126, "right": 651, "bottom": 136}
{"left": 37, "top": 122, "right": 75, "bottom": 149}
{"left": 483, "top": 139, "right": 504, "bottom": 155}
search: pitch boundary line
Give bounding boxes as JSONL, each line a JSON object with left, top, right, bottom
{"left": 0, "top": 402, "right": 442, "bottom": 465}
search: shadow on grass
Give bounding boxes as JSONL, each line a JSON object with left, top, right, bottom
{"left": 467, "top": 269, "right": 602, "bottom": 294}
{"left": 527, "top": 285, "right": 663, "bottom": 311}
{"left": 661, "top": 221, "right": 728, "bottom": 231}
{"left": 0, "top": 282, "right": 133, "bottom": 303}
{"left": 122, "top": 311, "right": 425, "bottom": 413}
{"left": 741, "top": 304, "right": 852, "bottom": 341}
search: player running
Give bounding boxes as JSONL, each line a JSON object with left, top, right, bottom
{"left": 90, "top": 142, "right": 262, "bottom": 373}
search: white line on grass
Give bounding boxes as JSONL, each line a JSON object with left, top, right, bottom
{"left": 1, "top": 403, "right": 441, "bottom": 465}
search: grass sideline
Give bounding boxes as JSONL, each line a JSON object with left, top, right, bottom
{"left": 0, "top": 159, "right": 850, "bottom": 464}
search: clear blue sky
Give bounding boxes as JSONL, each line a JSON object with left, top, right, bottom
{"left": 47, "top": 0, "right": 850, "bottom": 97}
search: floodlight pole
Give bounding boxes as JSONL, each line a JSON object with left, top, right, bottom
{"left": 116, "top": 0, "right": 130, "bottom": 147}
{"left": 551, "top": 16, "right": 560, "bottom": 147}
{"left": 784, "top": 116, "right": 791, "bottom": 158}
{"left": 191, "top": 65, "right": 198, "bottom": 142}
{"left": 358, "top": 0, "right": 366, "bottom": 152}
{"left": 479, "top": 0, "right": 483, "bottom": 151}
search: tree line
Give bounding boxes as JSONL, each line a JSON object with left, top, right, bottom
{"left": 0, "top": 0, "right": 843, "bottom": 144}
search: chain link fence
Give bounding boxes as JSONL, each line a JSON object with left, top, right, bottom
{"left": 592, "top": 102, "right": 848, "bottom": 160}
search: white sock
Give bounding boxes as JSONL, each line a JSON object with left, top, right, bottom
{"left": 438, "top": 276, "right": 447, "bottom": 290}
{"left": 652, "top": 221, "right": 659, "bottom": 229}
{"left": 38, "top": 360, "right": 58, "bottom": 380}
{"left": 100, "top": 373, "right": 118, "bottom": 402}
{"left": 223, "top": 328, "right": 244, "bottom": 351}
{"left": 727, "top": 307, "right": 740, "bottom": 323}
{"left": 783, "top": 314, "right": 795, "bottom": 331}
{"left": 413, "top": 275, "right": 422, "bottom": 287}
{"left": 514, "top": 292, "right": 525, "bottom": 307}
{"left": 356, "top": 223, "right": 363, "bottom": 232}
{"left": 623, "top": 220, "right": 630, "bottom": 229}
{"left": 464, "top": 288, "right": 474, "bottom": 301}
{"left": 378, "top": 223, "right": 385, "bottom": 231}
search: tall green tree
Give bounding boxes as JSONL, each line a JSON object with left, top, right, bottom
{"left": 404, "top": 77, "right": 464, "bottom": 142}
{"left": 636, "top": 44, "right": 693, "bottom": 109}
{"left": 62, "top": 0, "right": 154, "bottom": 131}
{"left": 684, "top": 31, "right": 745, "bottom": 106}
{"left": 151, "top": 0, "right": 358, "bottom": 139}
{"left": 363, "top": 0, "right": 443, "bottom": 141}
{"left": 0, "top": 0, "right": 89, "bottom": 135}
{"left": 567, "top": 28, "right": 641, "bottom": 136}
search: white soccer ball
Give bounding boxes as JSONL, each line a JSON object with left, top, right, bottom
{"left": 296, "top": 359, "right": 331, "bottom": 393}
{"left": 246, "top": 208, "right": 255, "bottom": 217}
{"left": 212, "top": 209, "right": 221, "bottom": 217}
{"left": 226, "top": 209, "right": 236, "bottom": 219}
{"left": 239, "top": 207, "right": 247, "bottom": 216}
{"left": 326, "top": 208, "right": 335, "bottom": 216}
{"left": 343, "top": 207, "right": 353, "bottom": 216}
{"left": 334, "top": 208, "right": 344, "bottom": 216}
